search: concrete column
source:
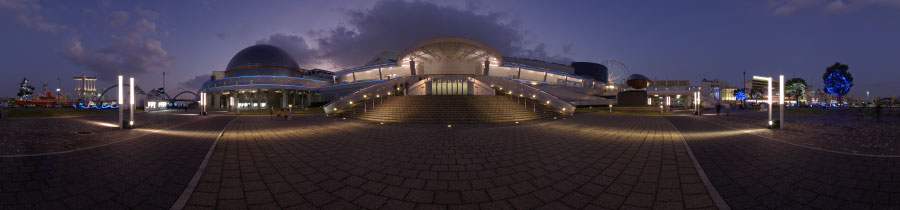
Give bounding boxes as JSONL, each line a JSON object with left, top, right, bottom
{"left": 378, "top": 68, "right": 383, "bottom": 80}
{"left": 517, "top": 68, "right": 521, "bottom": 79}
{"left": 282, "top": 90, "right": 287, "bottom": 108}
{"left": 409, "top": 61, "right": 416, "bottom": 76}
{"left": 352, "top": 72, "right": 357, "bottom": 83}
{"left": 484, "top": 60, "right": 490, "bottom": 76}
{"left": 543, "top": 72, "right": 548, "bottom": 82}
{"left": 213, "top": 93, "right": 221, "bottom": 109}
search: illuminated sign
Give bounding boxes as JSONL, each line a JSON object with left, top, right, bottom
{"left": 73, "top": 102, "right": 119, "bottom": 109}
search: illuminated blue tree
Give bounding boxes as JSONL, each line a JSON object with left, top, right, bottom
{"left": 822, "top": 62, "right": 853, "bottom": 103}
{"left": 733, "top": 89, "right": 746, "bottom": 100}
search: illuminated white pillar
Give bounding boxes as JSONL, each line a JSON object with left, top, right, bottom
{"left": 779, "top": 75, "right": 784, "bottom": 129}
{"left": 768, "top": 77, "right": 773, "bottom": 127}
{"left": 696, "top": 91, "right": 701, "bottom": 115}
{"left": 199, "top": 92, "right": 204, "bottom": 115}
{"left": 129, "top": 77, "right": 134, "bottom": 128}
{"left": 118, "top": 75, "right": 123, "bottom": 129}
{"left": 666, "top": 96, "right": 671, "bottom": 112}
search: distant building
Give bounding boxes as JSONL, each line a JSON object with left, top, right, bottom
{"left": 701, "top": 79, "right": 735, "bottom": 101}
{"left": 73, "top": 74, "right": 98, "bottom": 101}
{"left": 744, "top": 77, "right": 780, "bottom": 102}
{"left": 647, "top": 80, "right": 699, "bottom": 107}
{"left": 198, "top": 37, "right": 600, "bottom": 112}
{"left": 571, "top": 62, "right": 608, "bottom": 87}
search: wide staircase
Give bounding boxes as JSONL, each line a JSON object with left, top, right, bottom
{"left": 336, "top": 95, "right": 562, "bottom": 123}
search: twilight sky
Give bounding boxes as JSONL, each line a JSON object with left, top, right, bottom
{"left": 1, "top": 0, "right": 899, "bottom": 98}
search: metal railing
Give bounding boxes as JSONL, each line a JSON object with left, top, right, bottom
{"left": 474, "top": 75, "right": 576, "bottom": 115}
{"left": 324, "top": 76, "right": 423, "bottom": 115}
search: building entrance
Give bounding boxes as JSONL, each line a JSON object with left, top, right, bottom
{"left": 430, "top": 79, "right": 469, "bottom": 95}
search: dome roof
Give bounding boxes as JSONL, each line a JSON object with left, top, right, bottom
{"left": 626, "top": 74, "right": 650, "bottom": 89}
{"left": 626, "top": 74, "right": 649, "bottom": 81}
{"left": 226, "top": 45, "right": 300, "bottom": 70}
{"left": 397, "top": 37, "right": 503, "bottom": 65}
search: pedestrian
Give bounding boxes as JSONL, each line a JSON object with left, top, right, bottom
{"left": 875, "top": 103, "right": 882, "bottom": 122}
{"left": 716, "top": 103, "right": 721, "bottom": 116}
{"left": 276, "top": 108, "right": 282, "bottom": 120}
{"left": 283, "top": 108, "right": 289, "bottom": 120}
{"left": 286, "top": 107, "right": 292, "bottom": 120}
{"left": 269, "top": 108, "right": 274, "bottom": 120}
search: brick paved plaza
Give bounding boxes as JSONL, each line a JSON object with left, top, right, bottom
{"left": 2, "top": 113, "right": 899, "bottom": 209}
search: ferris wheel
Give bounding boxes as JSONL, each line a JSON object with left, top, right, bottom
{"left": 600, "top": 60, "right": 631, "bottom": 85}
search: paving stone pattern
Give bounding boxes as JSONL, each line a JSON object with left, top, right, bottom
{"left": 0, "top": 116, "right": 235, "bottom": 210}
{"left": 185, "top": 114, "right": 717, "bottom": 210}
{"left": 697, "top": 111, "right": 900, "bottom": 156}
{"left": 666, "top": 116, "right": 900, "bottom": 210}
{"left": 0, "top": 110, "right": 205, "bottom": 156}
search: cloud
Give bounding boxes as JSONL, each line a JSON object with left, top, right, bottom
{"left": 256, "top": 33, "right": 322, "bottom": 69}
{"left": 281, "top": 0, "right": 571, "bottom": 70}
{"left": 518, "top": 43, "right": 573, "bottom": 65}
{"left": 216, "top": 32, "right": 230, "bottom": 40}
{"left": 0, "top": 0, "right": 69, "bottom": 33}
{"left": 562, "top": 42, "right": 573, "bottom": 54}
{"left": 179, "top": 74, "right": 211, "bottom": 91}
{"left": 768, "top": 0, "right": 900, "bottom": 15}
{"left": 109, "top": 10, "right": 129, "bottom": 27}
{"left": 63, "top": 15, "right": 170, "bottom": 76}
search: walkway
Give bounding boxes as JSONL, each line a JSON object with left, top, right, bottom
{"left": 666, "top": 116, "right": 900, "bottom": 209}
{"left": 0, "top": 116, "right": 235, "bottom": 209}
{"left": 183, "top": 115, "right": 718, "bottom": 209}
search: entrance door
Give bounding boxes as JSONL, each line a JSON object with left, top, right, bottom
{"left": 430, "top": 79, "right": 469, "bottom": 95}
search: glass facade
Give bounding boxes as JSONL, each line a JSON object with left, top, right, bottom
{"left": 200, "top": 76, "right": 331, "bottom": 91}
{"left": 431, "top": 79, "right": 468, "bottom": 95}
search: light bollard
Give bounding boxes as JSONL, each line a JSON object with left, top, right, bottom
{"left": 118, "top": 75, "right": 124, "bottom": 129}
{"left": 768, "top": 77, "right": 773, "bottom": 128}
{"left": 779, "top": 75, "right": 784, "bottom": 129}
{"left": 199, "top": 92, "right": 207, "bottom": 116}
{"left": 129, "top": 77, "right": 134, "bottom": 128}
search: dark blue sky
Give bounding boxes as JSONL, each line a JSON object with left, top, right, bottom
{"left": 1, "top": 0, "right": 898, "bottom": 98}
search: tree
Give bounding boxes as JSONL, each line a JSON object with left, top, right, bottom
{"left": 16, "top": 78, "right": 34, "bottom": 100}
{"left": 750, "top": 89, "right": 762, "bottom": 99}
{"left": 785, "top": 78, "right": 807, "bottom": 106}
{"left": 823, "top": 62, "right": 853, "bottom": 104}
{"left": 733, "top": 89, "right": 747, "bottom": 100}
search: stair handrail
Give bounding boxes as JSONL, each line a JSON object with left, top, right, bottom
{"left": 474, "top": 75, "right": 576, "bottom": 115}
{"left": 324, "top": 76, "right": 423, "bottom": 115}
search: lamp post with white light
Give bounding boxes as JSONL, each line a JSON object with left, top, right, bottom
{"left": 754, "top": 75, "right": 782, "bottom": 129}
{"left": 199, "top": 92, "right": 207, "bottom": 116}
{"left": 129, "top": 77, "right": 135, "bottom": 128}
{"left": 779, "top": 75, "right": 784, "bottom": 129}
{"left": 768, "top": 76, "right": 772, "bottom": 127}
{"left": 118, "top": 75, "right": 124, "bottom": 129}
